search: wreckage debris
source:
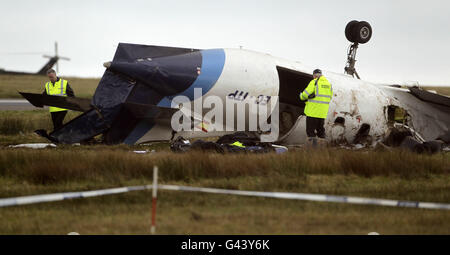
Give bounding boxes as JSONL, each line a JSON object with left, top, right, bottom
{"left": 18, "top": 42, "right": 449, "bottom": 148}
{"left": 329, "top": 122, "right": 449, "bottom": 154}
{"left": 437, "top": 132, "right": 450, "bottom": 144}
{"left": 383, "top": 126, "right": 447, "bottom": 154}
{"left": 170, "top": 132, "right": 288, "bottom": 154}
{"left": 353, "top": 123, "right": 371, "bottom": 145}
{"left": 422, "top": 141, "right": 445, "bottom": 154}
{"left": 133, "top": 150, "right": 156, "bottom": 154}
{"left": 8, "top": 143, "right": 57, "bottom": 149}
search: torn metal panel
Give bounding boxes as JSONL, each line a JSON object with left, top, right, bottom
{"left": 353, "top": 123, "right": 371, "bottom": 144}
{"left": 330, "top": 119, "right": 347, "bottom": 145}
{"left": 50, "top": 109, "right": 111, "bottom": 144}
{"left": 381, "top": 87, "right": 450, "bottom": 141}
{"left": 19, "top": 92, "right": 91, "bottom": 112}
{"left": 108, "top": 52, "right": 202, "bottom": 96}
{"left": 112, "top": 43, "right": 199, "bottom": 62}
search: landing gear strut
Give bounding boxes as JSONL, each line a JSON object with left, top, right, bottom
{"left": 344, "top": 20, "right": 372, "bottom": 79}
{"left": 345, "top": 43, "right": 360, "bottom": 79}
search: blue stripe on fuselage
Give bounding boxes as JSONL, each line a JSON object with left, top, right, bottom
{"left": 157, "top": 48, "right": 226, "bottom": 107}
{"left": 124, "top": 48, "right": 226, "bottom": 144}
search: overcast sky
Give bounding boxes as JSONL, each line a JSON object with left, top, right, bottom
{"left": 1, "top": 0, "right": 449, "bottom": 85}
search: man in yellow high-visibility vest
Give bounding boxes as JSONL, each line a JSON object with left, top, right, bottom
{"left": 299, "top": 69, "right": 333, "bottom": 139}
{"left": 42, "top": 69, "right": 75, "bottom": 131}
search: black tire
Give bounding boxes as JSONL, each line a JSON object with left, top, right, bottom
{"left": 353, "top": 21, "right": 372, "bottom": 44}
{"left": 345, "top": 20, "right": 359, "bottom": 42}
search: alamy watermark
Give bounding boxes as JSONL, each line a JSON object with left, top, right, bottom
{"left": 170, "top": 88, "right": 279, "bottom": 142}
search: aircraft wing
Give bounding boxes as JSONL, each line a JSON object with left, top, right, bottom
{"left": 19, "top": 92, "right": 92, "bottom": 112}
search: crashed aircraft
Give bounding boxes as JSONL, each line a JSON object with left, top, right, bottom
{"left": 20, "top": 22, "right": 450, "bottom": 148}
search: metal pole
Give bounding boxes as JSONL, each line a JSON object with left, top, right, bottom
{"left": 151, "top": 166, "right": 158, "bottom": 234}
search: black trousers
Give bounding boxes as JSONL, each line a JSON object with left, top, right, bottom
{"left": 51, "top": 111, "right": 67, "bottom": 131}
{"left": 306, "top": 116, "right": 325, "bottom": 138}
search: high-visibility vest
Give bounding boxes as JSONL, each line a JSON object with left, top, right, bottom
{"left": 299, "top": 75, "right": 333, "bottom": 119}
{"left": 230, "top": 141, "right": 245, "bottom": 148}
{"left": 45, "top": 78, "right": 68, "bottom": 112}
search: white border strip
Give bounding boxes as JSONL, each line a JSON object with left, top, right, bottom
{"left": 0, "top": 184, "right": 449, "bottom": 210}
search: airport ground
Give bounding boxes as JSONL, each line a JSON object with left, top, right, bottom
{"left": 0, "top": 75, "right": 449, "bottom": 234}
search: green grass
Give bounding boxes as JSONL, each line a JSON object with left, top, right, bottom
{"left": 0, "top": 110, "right": 52, "bottom": 135}
{"left": 1, "top": 180, "right": 449, "bottom": 235}
{"left": 0, "top": 110, "right": 82, "bottom": 145}
{"left": 0, "top": 75, "right": 99, "bottom": 98}
{"left": 0, "top": 148, "right": 448, "bottom": 185}
{"left": 0, "top": 104, "right": 449, "bottom": 234}
{"left": 0, "top": 75, "right": 448, "bottom": 100}
{"left": 0, "top": 147, "right": 449, "bottom": 234}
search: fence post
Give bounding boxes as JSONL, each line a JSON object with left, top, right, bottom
{"left": 151, "top": 166, "right": 158, "bottom": 234}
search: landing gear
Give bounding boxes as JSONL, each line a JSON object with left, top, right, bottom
{"left": 344, "top": 21, "right": 373, "bottom": 79}
{"left": 345, "top": 43, "right": 361, "bottom": 79}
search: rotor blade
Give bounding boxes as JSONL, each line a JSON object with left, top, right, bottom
{"left": 0, "top": 52, "right": 48, "bottom": 55}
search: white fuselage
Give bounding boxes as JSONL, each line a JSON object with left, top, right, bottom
{"left": 136, "top": 48, "right": 449, "bottom": 144}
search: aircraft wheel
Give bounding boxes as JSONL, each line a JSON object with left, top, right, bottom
{"left": 353, "top": 21, "right": 372, "bottom": 44}
{"left": 345, "top": 20, "right": 359, "bottom": 42}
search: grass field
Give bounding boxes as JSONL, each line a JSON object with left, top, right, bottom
{"left": 0, "top": 147, "right": 448, "bottom": 234}
{"left": 0, "top": 75, "right": 99, "bottom": 98}
{"left": 424, "top": 86, "right": 450, "bottom": 96}
{"left": 0, "top": 110, "right": 449, "bottom": 234}
{"left": 0, "top": 75, "right": 449, "bottom": 99}
{"left": 0, "top": 110, "right": 82, "bottom": 145}
{"left": 0, "top": 79, "right": 449, "bottom": 234}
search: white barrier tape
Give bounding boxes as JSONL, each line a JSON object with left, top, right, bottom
{"left": 0, "top": 184, "right": 449, "bottom": 210}
{"left": 159, "top": 185, "right": 450, "bottom": 210}
{"left": 0, "top": 186, "right": 151, "bottom": 207}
